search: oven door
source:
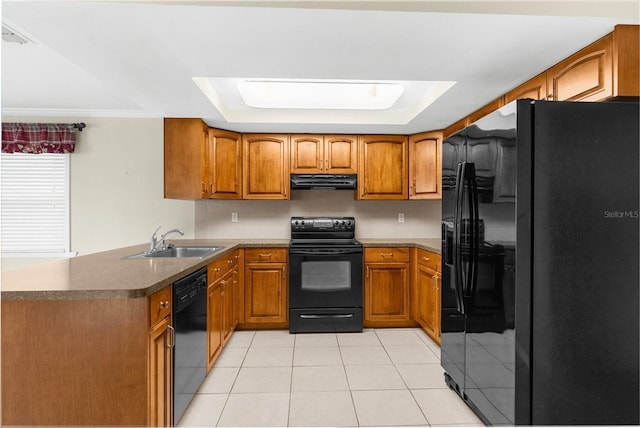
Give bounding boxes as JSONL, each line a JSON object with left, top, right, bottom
{"left": 289, "top": 246, "right": 363, "bottom": 309}
{"left": 289, "top": 246, "right": 363, "bottom": 333}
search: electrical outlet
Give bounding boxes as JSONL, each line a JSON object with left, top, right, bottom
{"left": 398, "top": 213, "right": 405, "bottom": 223}
{"left": 231, "top": 212, "right": 238, "bottom": 223}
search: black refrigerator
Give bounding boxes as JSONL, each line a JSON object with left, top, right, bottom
{"left": 440, "top": 99, "right": 639, "bottom": 425}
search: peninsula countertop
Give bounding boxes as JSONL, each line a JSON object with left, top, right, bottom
{"left": 1, "top": 238, "right": 441, "bottom": 300}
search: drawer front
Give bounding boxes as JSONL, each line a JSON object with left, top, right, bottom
{"left": 364, "top": 247, "right": 410, "bottom": 263}
{"left": 245, "top": 248, "right": 288, "bottom": 263}
{"left": 209, "top": 251, "right": 242, "bottom": 281}
{"left": 416, "top": 249, "right": 441, "bottom": 271}
{"left": 149, "top": 285, "right": 171, "bottom": 326}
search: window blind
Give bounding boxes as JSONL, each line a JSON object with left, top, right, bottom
{"left": 1, "top": 153, "right": 70, "bottom": 255}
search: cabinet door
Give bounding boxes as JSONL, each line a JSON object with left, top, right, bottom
{"left": 149, "top": 316, "right": 172, "bottom": 427}
{"left": 505, "top": 71, "right": 548, "bottom": 103}
{"left": 409, "top": 131, "right": 442, "bottom": 200}
{"left": 244, "top": 262, "right": 287, "bottom": 325}
{"left": 164, "top": 118, "right": 207, "bottom": 200}
{"left": 325, "top": 135, "right": 358, "bottom": 174}
{"left": 364, "top": 262, "right": 411, "bottom": 327}
{"left": 243, "top": 134, "right": 290, "bottom": 199}
{"left": 358, "top": 135, "right": 408, "bottom": 200}
{"left": 208, "top": 128, "right": 242, "bottom": 199}
{"left": 291, "top": 135, "right": 324, "bottom": 173}
{"left": 207, "top": 282, "right": 223, "bottom": 370}
{"left": 221, "top": 270, "right": 235, "bottom": 345}
{"left": 548, "top": 34, "right": 613, "bottom": 102}
{"left": 416, "top": 264, "right": 440, "bottom": 343}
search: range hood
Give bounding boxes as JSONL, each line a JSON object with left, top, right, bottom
{"left": 290, "top": 174, "right": 357, "bottom": 190}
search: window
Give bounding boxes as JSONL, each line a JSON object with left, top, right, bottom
{"left": 1, "top": 153, "right": 71, "bottom": 256}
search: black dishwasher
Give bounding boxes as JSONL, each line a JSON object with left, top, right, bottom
{"left": 173, "top": 266, "right": 208, "bottom": 425}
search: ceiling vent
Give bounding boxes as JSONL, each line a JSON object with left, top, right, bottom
{"left": 2, "top": 24, "right": 30, "bottom": 44}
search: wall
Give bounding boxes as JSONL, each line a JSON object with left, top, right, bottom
{"left": 1, "top": 116, "right": 195, "bottom": 271}
{"left": 195, "top": 190, "right": 441, "bottom": 239}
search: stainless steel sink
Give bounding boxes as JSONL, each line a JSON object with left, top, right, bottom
{"left": 125, "top": 246, "right": 224, "bottom": 259}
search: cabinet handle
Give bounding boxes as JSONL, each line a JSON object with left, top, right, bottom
{"left": 282, "top": 267, "right": 286, "bottom": 279}
{"left": 167, "top": 325, "right": 175, "bottom": 349}
{"left": 221, "top": 279, "right": 227, "bottom": 285}
{"left": 202, "top": 182, "right": 207, "bottom": 194}
{"left": 325, "top": 159, "right": 328, "bottom": 171}
{"left": 214, "top": 268, "right": 220, "bottom": 272}
{"left": 210, "top": 184, "right": 214, "bottom": 194}
{"left": 366, "top": 266, "right": 369, "bottom": 278}
{"left": 422, "top": 256, "right": 430, "bottom": 261}
{"left": 259, "top": 253, "right": 272, "bottom": 258}
{"left": 227, "top": 260, "right": 232, "bottom": 265}
{"left": 380, "top": 252, "right": 393, "bottom": 257}
{"left": 159, "top": 300, "right": 169, "bottom": 309}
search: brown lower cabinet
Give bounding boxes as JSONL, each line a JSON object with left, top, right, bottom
{"left": 242, "top": 248, "right": 288, "bottom": 328}
{"left": 413, "top": 249, "right": 442, "bottom": 344}
{"left": 363, "top": 247, "right": 414, "bottom": 327}
{"left": 207, "top": 249, "right": 242, "bottom": 370}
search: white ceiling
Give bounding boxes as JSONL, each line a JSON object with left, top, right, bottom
{"left": 2, "top": 1, "right": 639, "bottom": 134}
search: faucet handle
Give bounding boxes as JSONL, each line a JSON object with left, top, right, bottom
{"left": 150, "top": 226, "right": 162, "bottom": 251}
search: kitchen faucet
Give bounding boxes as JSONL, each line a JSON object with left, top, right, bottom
{"left": 148, "top": 226, "right": 184, "bottom": 254}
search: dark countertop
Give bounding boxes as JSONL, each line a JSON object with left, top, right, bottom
{"left": 1, "top": 238, "right": 439, "bottom": 300}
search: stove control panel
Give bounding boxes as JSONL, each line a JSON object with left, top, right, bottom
{"left": 291, "top": 216, "right": 355, "bottom": 232}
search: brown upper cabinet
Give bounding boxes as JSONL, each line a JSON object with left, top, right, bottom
{"left": 290, "top": 134, "right": 358, "bottom": 174}
{"left": 164, "top": 118, "right": 209, "bottom": 200}
{"left": 507, "top": 25, "right": 638, "bottom": 103}
{"left": 450, "top": 25, "right": 639, "bottom": 138}
{"left": 358, "top": 135, "right": 408, "bottom": 200}
{"left": 242, "top": 134, "right": 290, "bottom": 200}
{"left": 164, "top": 119, "right": 241, "bottom": 200}
{"left": 206, "top": 128, "right": 242, "bottom": 199}
{"left": 409, "top": 131, "right": 442, "bottom": 200}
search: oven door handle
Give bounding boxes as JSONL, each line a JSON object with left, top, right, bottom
{"left": 299, "top": 313, "right": 355, "bottom": 319}
{"left": 289, "top": 248, "right": 362, "bottom": 255}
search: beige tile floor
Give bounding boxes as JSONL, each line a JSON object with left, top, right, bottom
{"left": 177, "top": 328, "right": 485, "bottom": 427}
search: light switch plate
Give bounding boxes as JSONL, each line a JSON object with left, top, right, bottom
{"left": 231, "top": 212, "right": 238, "bottom": 222}
{"left": 398, "top": 213, "right": 405, "bottom": 223}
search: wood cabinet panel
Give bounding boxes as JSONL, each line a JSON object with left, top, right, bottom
{"left": 290, "top": 134, "right": 358, "bottom": 174}
{"left": 414, "top": 249, "right": 441, "bottom": 344}
{"left": 244, "top": 248, "right": 288, "bottom": 263}
{"left": 243, "top": 134, "right": 290, "bottom": 199}
{"left": 409, "top": 131, "right": 442, "bottom": 200}
{"left": 208, "top": 128, "right": 242, "bottom": 199}
{"left": 364, "top": 247, "right": 410, "bottom": 263}
{"left": 243, "top": 262, "right": 288, "bottom": 325}
{"left": 613, "top": 24, "right": 640, "bottom": 97}
{"left": 207, "top": 280, "right": 223, "bottom": 370}
{"left": 1, "top": 298, "right": 149, "bottom": 426}
{"left": 325, "top": 135, "right": 358, "bottom": 174}
{"left": 548, "top": 34, "right": 613, "bottom": 102}
{"left": 164, "top": 118, "right": 207, "bottom": 200}
{"left": 364, "top": 247, "right": 412, "bottom": 327}
{"left": 505, "top": 71, "right": 548, "bottom": 103}
{"left": 149, "top": 315, "right": 172, "bottom": 427}
{"left": 364, "top": 263, "right": 411, "bottom": 327}
{"left": 291, "top": 135, "right": 324, "bottom": 173}
{"left": 358, "top": 135, "right": 408, "bottom": 200}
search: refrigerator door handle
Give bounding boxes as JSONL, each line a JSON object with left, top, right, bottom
{"left": 454, "top": 162, "right": 466, "bottom": 314}
{"left": 465, "top": 163, "right": 480, "bottom": 313}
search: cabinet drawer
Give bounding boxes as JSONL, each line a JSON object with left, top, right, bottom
{"left": 149, "top": 286, "right": 171, "bottom": 326}
{"left": 209, "top": 252, "right": 241, "bottom": 281}
{"left": 245, "top": 248, "right": 287, "bottom": 263}
{"left": 365, "top": 247, "right": 410, "bottom": 263}
{"left": 416, "top": 249, "right": 441, "bottom": 272}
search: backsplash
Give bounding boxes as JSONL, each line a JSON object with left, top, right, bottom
{"left": 195, "top": 190, "right": 441, "bottom": 239}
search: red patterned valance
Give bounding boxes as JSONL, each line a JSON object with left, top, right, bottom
{"left": 1, "top": 123, "right": 82, "bottom": 154}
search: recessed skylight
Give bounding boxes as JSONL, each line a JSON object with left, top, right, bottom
{"left": 192, "top": 77, "right": 456, "bottom": 125}
{"left": 237, "top": 80, "right": 404, "bottom": 110}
